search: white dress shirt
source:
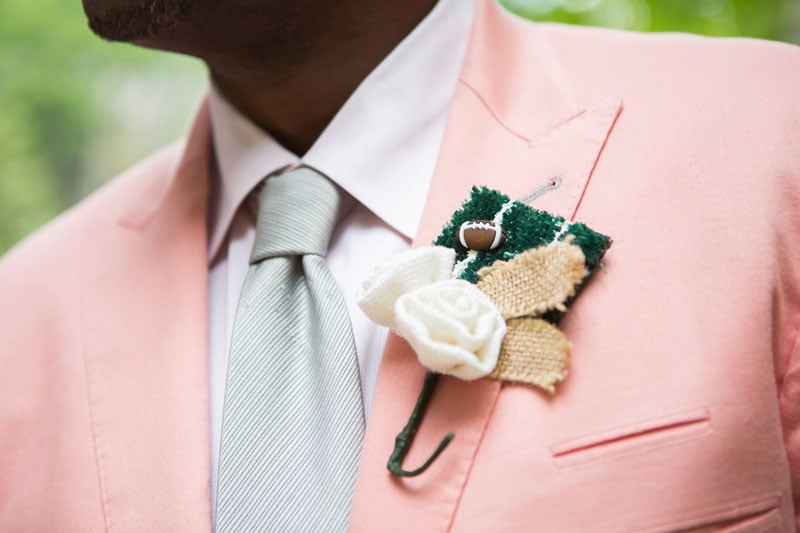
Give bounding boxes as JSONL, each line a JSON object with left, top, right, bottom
{"left": 207, "top": 0, "right": 474, "bottom": 516}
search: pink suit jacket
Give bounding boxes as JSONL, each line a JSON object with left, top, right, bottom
{"left": 1, "top": 1, "right": 799, "bottom": 530}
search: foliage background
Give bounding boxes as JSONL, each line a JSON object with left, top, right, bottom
{"left": 1, "top": 0, "right": 798, "bottom": 253}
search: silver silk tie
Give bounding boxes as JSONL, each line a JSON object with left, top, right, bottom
{"left": 215, "top": 166, "right": 365, "bottom": 532}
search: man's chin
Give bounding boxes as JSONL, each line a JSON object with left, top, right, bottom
{"left": 82, "top": 0, "right": 191, "bottom": 43}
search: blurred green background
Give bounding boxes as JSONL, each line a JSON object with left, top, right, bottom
{"left": 1, "top": 0, "right": 798, "bottom": 253}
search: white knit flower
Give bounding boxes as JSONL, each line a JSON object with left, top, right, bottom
{"left": 358, "top": 246, "right": 455, "bottom": 327}
{"left": 394, "top": 279, "right": 506, "bottom": 380}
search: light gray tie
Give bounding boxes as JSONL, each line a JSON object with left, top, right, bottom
{"left": 215, "top": 166, "right": 365, "bottom": 532}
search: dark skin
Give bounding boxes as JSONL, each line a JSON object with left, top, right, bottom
{"left": 81, "top": 0, "right": 438, "bottom": 155}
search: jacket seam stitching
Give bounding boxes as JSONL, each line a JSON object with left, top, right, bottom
{"left": 446, "top": 382, "right": 503, "bottom": 531}
{"left": 78, "top": 229, "right": 111, "bottom": 532}
{"left": 778, "top": 318, "right": 800, "bottom": 401}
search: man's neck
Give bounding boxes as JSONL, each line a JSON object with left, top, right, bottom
{"left": 194, "top": 1, "right": 438, "bottom": 155}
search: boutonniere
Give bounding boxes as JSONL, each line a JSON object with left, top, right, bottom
{"left": 358, "top": 183, "right": 612, "bottom": 477}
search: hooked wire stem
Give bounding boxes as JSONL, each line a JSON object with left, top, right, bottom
{"left": 387, "top": 371, "right": 454, "bottom": 477}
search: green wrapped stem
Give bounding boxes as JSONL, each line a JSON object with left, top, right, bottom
{"left": 387, "top": 371, "right": 455, "bottom": 477}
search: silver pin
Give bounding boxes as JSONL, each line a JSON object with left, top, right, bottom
{"left": 520, "top": 175, "right": 561, "bottom": 205}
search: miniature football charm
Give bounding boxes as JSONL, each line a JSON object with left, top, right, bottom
{"left": 457, "top": 220, "right": 506, "bottom": 251}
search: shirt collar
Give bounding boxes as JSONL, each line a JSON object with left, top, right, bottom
{"left": 207, "top": 0, "right": 475, "bottom": 261}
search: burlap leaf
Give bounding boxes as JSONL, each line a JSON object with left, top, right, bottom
{"left": 476, "top": 240, "right": 586, "bottom": 320}
{"left": 489, "top": 317, "right": 571, "bottom": 393}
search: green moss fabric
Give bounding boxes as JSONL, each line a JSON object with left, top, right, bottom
{"left": 434, "top": 186, "right": 612, "bottom": 284}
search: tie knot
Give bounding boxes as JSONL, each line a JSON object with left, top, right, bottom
{"left": 250, "top": 166, "right": 341, "bottom": 262}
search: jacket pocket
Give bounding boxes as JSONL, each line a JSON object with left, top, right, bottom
{"left": 638, "top": 494, "right": 783, "bottom": 532}
{"left": 550, "top": 408, "right": 713, "bottom": 469}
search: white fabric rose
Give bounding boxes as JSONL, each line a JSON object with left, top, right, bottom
{"left": 358, "top": 246, "right": 455, "bottom": 326}
{"left": 394, "top": 279, "right": 506, "bottom": 380}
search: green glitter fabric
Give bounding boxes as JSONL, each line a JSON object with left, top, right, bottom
{"left": 434, "top": 186, "right": 612, "bottom": 285}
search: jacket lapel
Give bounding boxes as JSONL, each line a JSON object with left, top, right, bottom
{"left": 80, "top": 101, "right": 212, "bottom": 530}
{"left": 349, "top": 1, "right": 622, "bottom": 531}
